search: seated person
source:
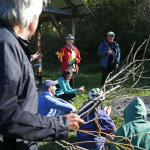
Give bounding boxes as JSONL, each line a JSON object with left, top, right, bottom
{"left": 38, "top": 80, "right": 76, "bottom": 116}
{"left": 77, "top": 88, "right": 116, "bottom": 150}
{"left": 110, "top": 97, "right": 150, "bottom": 150}
{"left": 56, "top": 70, "right": 84, "bottom": 103}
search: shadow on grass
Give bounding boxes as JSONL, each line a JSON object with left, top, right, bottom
{"left": 39, "top": 132, "right": 77, "bottom": 150}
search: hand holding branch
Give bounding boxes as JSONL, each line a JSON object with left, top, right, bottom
{"left": 65, "top": 113, "right": 85, "bottom": 131}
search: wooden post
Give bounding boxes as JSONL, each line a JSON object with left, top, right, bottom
{"left": 69, "top": 16, "right": 75, "bottom": 45}
{"left": 48, "top": 12, "right": 66, "bottom": 40}
{"left": 35, "top": 22, "right": 42, "bottom": 75}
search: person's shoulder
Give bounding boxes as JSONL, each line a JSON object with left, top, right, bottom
{"left": 58, "top": 76, "right": 64, "bottom": 82}
{"left": 61, "top": 45, "right": 67, "bottom": 51}
{"left": 0, "top": 26, "right": 18, "bottom": 45}
{"left": 114, "top": 41, "right": 119, "bottom": 47}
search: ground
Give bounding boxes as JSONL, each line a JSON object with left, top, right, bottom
{"left": 111, "top": 96, "right": 150, "bottom": 121}
{"left": 35, "top": 65, "right": 150, "bottom": 150}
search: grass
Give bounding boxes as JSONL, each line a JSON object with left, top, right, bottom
{"left": 36, "top": 60, "right": 150, "bottom": 150}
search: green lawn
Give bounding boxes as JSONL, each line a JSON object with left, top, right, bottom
{"left": 37, "top": 61, "right": 150, "bottom": 150}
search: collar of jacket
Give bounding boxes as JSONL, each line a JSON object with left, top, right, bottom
{"left": 0, "top": 19, "right": 31, "bottom": 60}
{"left": 41, "top": 90, "right": 55, "bottom": 97}
{"left": 65, "top": 44, "right": 76, "bottom": 52}
{"left": 103, "top": 40, "right": 119, "bottom": 48}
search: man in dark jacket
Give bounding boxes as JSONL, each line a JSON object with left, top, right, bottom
{"left": 0, "top": 1, "right": 84, "bottom": 150}
{"left": 97, "top": 32, "right": 121, "bottom": 90}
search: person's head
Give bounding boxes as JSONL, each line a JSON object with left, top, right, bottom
{"left": 62, "top": 70, "right": 73, "bottom": 82}
{"left": 88, "top": 88, "right": 104, "bottom": 101}
{"left": 41, "top": 80, "right": 58, "bottom": 95}
{"left": 65, "top": 34, "right": 74, "bottom": 46}
{"left": 107, "top": 31, "right": 115, "bottom": 43}
{"left": 0, "top": 0, "right": 47, "bottom": 40}
{"left": 124, "top": 97, "right": 146, "bottom": 123}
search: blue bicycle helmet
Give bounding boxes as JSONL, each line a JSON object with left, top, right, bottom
{"left": 65, "top": 34, "right": 74, "bottom": 40}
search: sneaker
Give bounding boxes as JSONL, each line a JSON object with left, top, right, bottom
{"left": 68, "top": 100, "right": 72, "bottom": 103}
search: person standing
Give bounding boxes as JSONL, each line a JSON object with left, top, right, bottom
{"left": 97, "top": 32, "right": 121, "bottom": 90}
{"left": 0, "top": 1, "right": 84, "bottom": 150}
{"left": 58, "top": 34, "right": 81, "bottom": 87}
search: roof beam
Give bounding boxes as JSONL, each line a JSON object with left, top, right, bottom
{"left": 47, "top": 12, "right": 66, "bottom": 40}
{"left": 60, "top": 4, "right": 85, "bottom": 10}
{"left": 43, "top": 7, "right": 72, "bottom": 15}
{"left": 63, "top": 0, "right": 78, "bottom": 12}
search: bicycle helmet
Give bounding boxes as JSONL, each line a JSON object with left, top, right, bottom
{"left": 65, "top": 34, "right": 74, "bottom": 40}
{"left": 107, "top": 31, "right": 115, "bottom": 37}
{"left": 88, "top": 88, "right": 103, "bottom": 100}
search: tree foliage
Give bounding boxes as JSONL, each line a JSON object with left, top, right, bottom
{"left": 29, "top": 0, "right": 150, "bottom": 63}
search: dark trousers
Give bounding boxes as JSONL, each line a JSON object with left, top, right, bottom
{"left": 57, "top": 93, "right": 76, "bottom": 101}
{"left": 102, "top": 62, "right": 116, "bottom": 87}
{"left": 102, "top": 143, "right": 110, "bottom": 150}
{"left": 69, "top": 72, "right": 76, "bottom": 87}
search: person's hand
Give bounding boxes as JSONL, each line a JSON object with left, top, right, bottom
{"left": 34, "top": 52, "right": 43, "bottom": 59}
{"left": 106, "top": 134, "right": 114, "bottom": 142}
{"left": 78, "top": 88, "right": 85, "bottom": 92}
{"left": 37, "top": 53, "right": 43, "bottom": 59}
{"left": 74, "top": 58, "right": 78, "bottom": 62}
{"left": 65, "top": 113, "right": 85, "bottom": 131}
{"left": 58, "top": 56, "right": 62, "bottom": 60}
{"left": 108, "top": 50, "right": 112, "bottom": 55}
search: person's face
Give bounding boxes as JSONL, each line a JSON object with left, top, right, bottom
{"left": 28, "top": 16, "right": 39, "bottom": 39}
{"left": 50, "top": 85, "right": 57, "bottom": 95}
{"left": 66, "top": 74, "right": 72, "bottom": 81}
{"left": 107, "top": 35, "right": 115, "bottom": 43}
{"left": 66, "top": 39, "right": 74, "bottom": 46}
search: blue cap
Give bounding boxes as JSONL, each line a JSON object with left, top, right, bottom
{"left": 41, "top": 80, "right": 58, "bottom": 90}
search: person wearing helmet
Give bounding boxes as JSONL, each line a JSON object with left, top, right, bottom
{"left": 97, "top": 32, "right": 121, "bottom": 90}
{"left": 77, "top": 88, "right": 116, "bottom": 150}
{"left": 58, "top": 34, "right": 81, "bottom": 87}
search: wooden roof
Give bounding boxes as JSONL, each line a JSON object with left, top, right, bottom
{"left": 40, "top": 0, "right": 94, "bottom": 22}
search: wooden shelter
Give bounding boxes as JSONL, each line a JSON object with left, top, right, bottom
{"left": 35, "top": 0, "right": 94, "bottom": 85}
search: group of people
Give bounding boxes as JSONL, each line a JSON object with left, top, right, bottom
{"left": 0, "top": 0, "right": 150, "bottom": 150}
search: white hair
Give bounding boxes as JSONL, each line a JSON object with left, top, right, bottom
{"left": 0, "top": 0, "right": 47, "bottom": 27}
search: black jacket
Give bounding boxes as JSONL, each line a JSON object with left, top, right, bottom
{"left": 0, "top": 20, "right": 69, "bottom": 150}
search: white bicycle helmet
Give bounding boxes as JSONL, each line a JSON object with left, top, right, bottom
{"left": 88, "top": 88, "right": 104, "bottom": 100}
{"left": 107, "top": 31, "right": 115, "bottom": 37}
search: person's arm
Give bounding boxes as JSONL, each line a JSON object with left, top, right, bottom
{"left": 75, "top": 48, "right": 81, "bottom": 64}
{"left": 111, "top": 127, "right": 125, "bottom": 150}
{"left": 97, "top": 43, "right": 108, "bottom": 57}
{"left": 97, "top": 107, "right": 116, "bottom": 133}
{"left": 46, "top": 96, "right": 76, "bottom": 112}
{"left": 115, "top": 46, "right": 121, "bottom": 64}
{"left": 0, "top": 41, "right": 83, "bottom": 141}
{"left": 59, "top": 80, "right": 78, "bottom": 94}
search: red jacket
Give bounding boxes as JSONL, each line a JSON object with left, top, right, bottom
{"left": 58, "top": 45, "right": 81, "bottom": 73}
